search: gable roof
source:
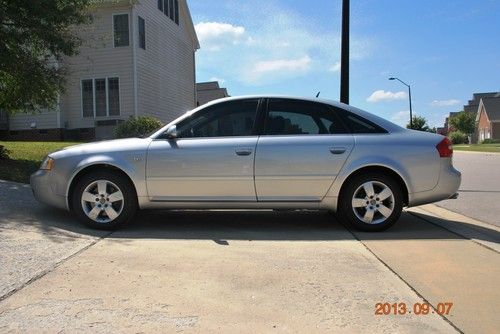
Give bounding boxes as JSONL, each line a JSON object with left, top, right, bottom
{"left": 480, "top": 97, "right": 500, "bottom": 122}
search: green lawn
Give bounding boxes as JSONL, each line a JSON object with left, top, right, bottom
{"left": 454, "top": 143, "right": 500, "bottom": 153}
{"left": 0, "top": 141, "right": 80, "bottom": 183}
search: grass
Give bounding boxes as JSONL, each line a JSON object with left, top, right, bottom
{"left": 0, "top": 141, "right": 80, "bottom": 183}
{"left": 454, "top": 143, "right": 500, "bottom": 153}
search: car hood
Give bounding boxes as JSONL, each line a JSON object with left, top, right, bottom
{"left": 50, "top": 138, "right": 152, "bottom": 159}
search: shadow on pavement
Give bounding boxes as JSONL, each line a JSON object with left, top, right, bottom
{"left": 1, "top": 178, "right": 498, "bottom": 244}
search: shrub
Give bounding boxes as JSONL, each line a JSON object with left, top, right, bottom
{"left": 114, "top": 116, "right": 164, "bottom": 139}
{"left": 448, "top": 131, "right": 468, "bottom": 145}
{"left": 0, "top": 145, "right": 10, "bottom": 160}
{"left": 482, "top": 138, "right": 500, "bottom": 144}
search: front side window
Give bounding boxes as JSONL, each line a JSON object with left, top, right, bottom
{"left": 113, "top": 14, "right": 129, "bottom": 47}
{"left": 264, "top": 100, "right": 348, "bottom": 135}
{"left": 176, "top": 100, "right": 259, "bottom": 138}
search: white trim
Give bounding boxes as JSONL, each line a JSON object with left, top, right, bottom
{"left": 112, "top": 13, "right": 130, "bottom": 48}
{"left": 132, "top": 9, "right": 138, "bottom": 117}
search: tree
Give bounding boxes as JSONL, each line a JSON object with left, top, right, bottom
{"left": 0, "top": 0, "right": 92, "bottom": 113}
{"left": 407, "top": 115, "right": 430, "bottom": 132}
{"left": 450, "top": 111, "right": 476, "bottom": 137}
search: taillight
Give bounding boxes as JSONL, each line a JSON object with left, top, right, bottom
{"left": 436, "top": 137, "right": 453, "bottom": 158}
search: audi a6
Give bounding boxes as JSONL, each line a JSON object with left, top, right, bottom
{"left": 31, "top": 96, "right": 461, "bottom": 231}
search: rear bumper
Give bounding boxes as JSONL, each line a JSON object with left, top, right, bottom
{"left": 408, "top": 162, "right": 461, "bottom": 207}
{"left": 30, "top": 170, "right": 68, "bottom": 211}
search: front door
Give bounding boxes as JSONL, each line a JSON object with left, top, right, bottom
{"left": 255, "top": 98, "right": 354, "bottom": 201}
{"left": 146, "top": 99, "right": 260, "bottom": 202}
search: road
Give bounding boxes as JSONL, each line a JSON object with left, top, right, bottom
{"left": 1, "top": 180, "right": 499, "bottom": 333}
{"left": 437, "top": 151, "right": 500, "bottom": 227}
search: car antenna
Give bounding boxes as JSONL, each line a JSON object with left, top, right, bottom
{"left": 316, "top": 91, "right": 321, "bottom": 98}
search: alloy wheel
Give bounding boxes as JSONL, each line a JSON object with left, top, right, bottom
{"left": 80, "top": 180, "right": 124, "bottom": 224}
{"left": 351, "top": 181, "right": 395, "bottom": 225}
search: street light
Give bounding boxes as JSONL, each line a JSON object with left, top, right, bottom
{"left": 389, "top": 77, "right": 413, "bottom": 128}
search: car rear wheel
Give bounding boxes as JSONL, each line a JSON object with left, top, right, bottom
{"left": 338, "top": 172, "right": 403, "bottom": 232}
{"left": 71, "top": 171, "right": 137, "bottom": 230}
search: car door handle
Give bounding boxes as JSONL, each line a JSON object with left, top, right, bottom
{"left": 235, "top": 148, "right": 253, "bottom": 156}
{"left": 330, "top": 147, "right": 347, "bottom": 155}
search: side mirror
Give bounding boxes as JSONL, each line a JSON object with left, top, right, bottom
{"left": 165, "top": 125, "right": 178, "bottom": 139}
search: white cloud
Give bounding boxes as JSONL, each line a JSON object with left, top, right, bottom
{"left": 209, "top": 77, "right": 225, "bottom": 84}
{"left": 195, "top": 22, "right": 246, "bottom": 51}
{"left": 390, "top": 111, "right": 410, "bottom": 127}
{"left": 430, "top": 99, "right": 461, "bottom": 107}
{"left": 329, "top": 61, "right": 341, "bottom": 72}
{"left": 367, "top": 90, "right": 407, "bottom": 103}
{"left": 244, "top": 56, "right": 312, "bottom": 84}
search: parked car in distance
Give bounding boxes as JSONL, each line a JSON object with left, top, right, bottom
{"left": 31, "top": 96, "right": 461, "bottom": 232}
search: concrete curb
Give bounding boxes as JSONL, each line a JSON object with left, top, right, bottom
{"left": 407, "top": 204, "right": 500, "bottom": 253}
{"left": 454, "top": 150, "right": 500, "bottom": 155}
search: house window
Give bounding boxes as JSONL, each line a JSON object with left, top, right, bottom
{"left": 138, "top": 16, "right": 146, "bottom": 49}
{"left": 174, "top": 0, "right": 179, "bottom": 24}
{"left": 163, "top": 0, "right": 169, "bottom": 17}
{"left": 82, "top": 78, "right": 120, "bottom": 118}
{"left": 82, "top": 79, "right": 94, "bottom": 118}
{"left": 113, "top": 14, "right": 129, "bottom": 47}
{"left": 95, "top": 79, "right": 107, "bottom": 117}
{"left": 169, "top": 0, "right": 174, "bottom": 20}
{"left": 157, "top": 0, "right": 163, "bottom": 12}
{"left": 108, "top": 78, "right": 120, "bottom": 116}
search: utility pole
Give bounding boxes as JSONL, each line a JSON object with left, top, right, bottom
{"left": 340, "top": 0, "right": 350, "bottom": 104}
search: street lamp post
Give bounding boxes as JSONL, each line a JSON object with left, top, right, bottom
{"left": 389, "top": 77, "right": 413, "bottom": 128}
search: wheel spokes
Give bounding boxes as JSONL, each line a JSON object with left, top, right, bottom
{"left": 97, "top": 181, "right": 107, "bottom": 195}
{"left": 108, "top": 190, "right": 124, "bottom": 203}
{"left": 377, "top": 188, "right": 392, "bottom": 201}
{"left": 88, "top": 206, "right": 101, "bottom": 220}
{"left": 362, "top": 182, "right": 375, "bottom": 198}
{"left": 377, "top": 204, "right": 393, "bottom": 218}
{"left": 352, "top": 198, "right": 367, "bottom": 208}
{"left": 82, "top": 191, "right": 97, "bottom": 203}
{"left": 104, "top": 206, "right": 119, "bottom": 220}
{"left": 363, "top": 209, "right": 375, "bottom": 224}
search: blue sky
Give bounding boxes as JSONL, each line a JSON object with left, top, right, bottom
{"left": 189, "top": 0, "right": 500, "bottom": 128}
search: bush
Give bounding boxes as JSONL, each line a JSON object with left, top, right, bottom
{"left": 448, "top": 131, "right": 468, "bottom": 145}
{"left": 114, "top": 116, "right": 164, "bottom": 139}
{"left": 482, "top": 138, "right": 500, "bottom": 144}
{"left": 0, "top": 145, "right": 10, "bottom": 160}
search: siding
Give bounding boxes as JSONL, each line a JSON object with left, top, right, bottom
{"left": 134, "top": 0, "right": 197, "bottom": 124}
{"left": 9, "top": 110, "right": 60, "bottom": 131}
{"left": 59, "top": 5, "right": 135, "bottom": 130}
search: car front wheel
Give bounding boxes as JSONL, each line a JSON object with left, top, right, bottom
{"left": 338, "top": 172, "right": 403, "bottom": 232}
{"left": 71, "top": 171, "right": 137, "bottom": 230}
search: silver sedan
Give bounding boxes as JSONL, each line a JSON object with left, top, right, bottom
{"left": 31, "top": 96, "right": 461, "bottom": 231}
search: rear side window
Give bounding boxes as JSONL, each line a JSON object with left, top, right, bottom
{"left": 337, "top": 111, "right": 387, "bottom": 134}
{"left": 264, "top": 99, "right": 349, "bottom": 135}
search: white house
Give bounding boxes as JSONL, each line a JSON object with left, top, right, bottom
{"left": 1, "top": 0, "right": 199, "bottom": 141}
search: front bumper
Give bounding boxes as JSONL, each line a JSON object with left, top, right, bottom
{"left": 30, "top": 169, "right": 68, "bottom": 211}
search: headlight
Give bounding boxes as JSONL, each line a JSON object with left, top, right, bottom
{"left": 40, "top": 157, "right": 55, "bottom": 171}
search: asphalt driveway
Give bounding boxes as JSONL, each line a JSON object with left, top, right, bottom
{"left": 0, "top": 180, "right": 499, "bottom": 333}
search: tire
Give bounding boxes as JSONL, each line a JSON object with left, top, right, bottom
{"left": 338, "top": 172, "right": 403, "bottom": 232}
{"left": 71, "top": 171, "right": 137, "bottom": 230}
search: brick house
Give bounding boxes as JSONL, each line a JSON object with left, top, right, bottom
{"left": 477, "top": 96, "right": 500, "bottom": 142}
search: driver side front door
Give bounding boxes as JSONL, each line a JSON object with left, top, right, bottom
{"left": 146, "top": 99, "right": 261, "bottom": 202}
